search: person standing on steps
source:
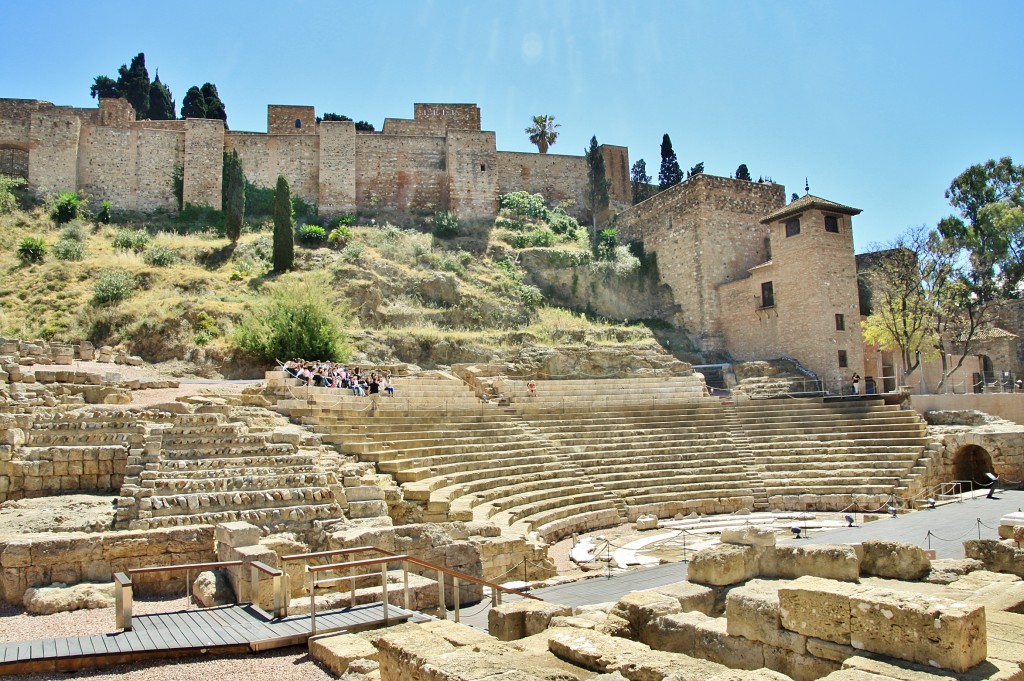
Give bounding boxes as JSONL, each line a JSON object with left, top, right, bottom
{"left": 852, "top": 372, "right": 861, "bottom": 395}
{"left": 368, "top": 372, "right": 381, "bottom": 414}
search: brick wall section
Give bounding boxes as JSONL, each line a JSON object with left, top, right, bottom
{"left": 600, "top": 144, "right": 631, "bottom": 204}
{"left": 383, "top": 118, "right": 448, "bottom": 136}
{"left": 445, "top": 130, "right": 498, "bottom": 220}
{"left": 616, "top": 175, "right": 785, "bottom": 349}
{"left": 268, "top": 105, "right": 316, "bottom": 135}
{"left": 78, "top": 124, "right": 134, "bottom": 207}
{"left": 28, "top": 109, "right": 81, "bottom": 195}
{"left": 228, "top": 132, "right": 324, "bottom": 205}
{"left": 355, "top": 133, "right": 448, "bottom": 212}
{"left": 318, "top": 120, "right": 357, "bottom": 215}
{"left": 98, "top": 98, "right": 134, "bottom": 127}
{"left": 135, "top": 127, "right": 183, "bottom": 211}
{"left": 495, "top": 151, "right": 589, "bottom": 217}
{"left": 182, "top": 118, "right": 224, "bottom": 208}
{"left": 414, "top": 103, "right": 481, "bottom": 131}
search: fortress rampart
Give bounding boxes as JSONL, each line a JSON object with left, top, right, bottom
{"left": 0, "top": 98, "right": 630, "bottom": 220}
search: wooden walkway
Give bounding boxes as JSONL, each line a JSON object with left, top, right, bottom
{"left": 0, "top": 601, "right": 423, "bottom": 676}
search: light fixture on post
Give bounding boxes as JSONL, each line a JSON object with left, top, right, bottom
{"left": 926, "top": 498, "right": 936, "bottom": 510}
{"left": 844, "top": 515, "right": 855, "bottom": 527}
{"left": 985, "top": 472, "right": 999, "bottom": 499}
{"left": 791, "top": 527, "right": 803, "bottom": 539}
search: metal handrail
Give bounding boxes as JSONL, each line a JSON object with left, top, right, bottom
{"left": 115, "top": 560, "right": 246, "bottom": 631}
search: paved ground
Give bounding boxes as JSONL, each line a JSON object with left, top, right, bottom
{"left": 449, "top": 488, "right": 1024, "bottom": 630}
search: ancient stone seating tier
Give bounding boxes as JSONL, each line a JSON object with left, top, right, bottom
{"left": 729, "top": 397, "right": 932, "bottom": 510}
{"left": 268, "top": 372, "right": 482, "bottom": 417}
{"left": 115, "top": 412, "right": 342, "bottom": 533}
{"left": 0, "top": 411, "right": 145, "bottom": 501}
{"left": 498, "top": 375, "right": 707, "bottom": 409}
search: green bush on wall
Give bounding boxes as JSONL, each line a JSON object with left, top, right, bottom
{"left": 17, "top": 237, "right": 47, "bottom": 264}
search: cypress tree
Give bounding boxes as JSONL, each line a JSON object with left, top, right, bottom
{"left": 273, "top": 175, "right": 294, "bottom": 273}
{"left": 181, "top": 86, "right": 207, "bottom": 119}
{"left": 630, "top": 159, "right": 652, "bottom": 205}
{"left": 584, "top": 136, "right": 610, "bottom": 248}
{"left": 90, "top": 75, "right": 119, "bottom": 100}
{"left": 147, "top": 73, "right": 175, "bottom": 121}
{"left": 223, "top": 150, "right": 245, "bottom": 243}
{"left": 200, "top": 83, "right": 228, "bottom": 127}
{"left": 116, "top": 53, "right": 150, "bottom": 119}
{"left": 658, "top": 134, "right": 683, "bottom": 189}
{"left": 735, "top": 164, "right": 752, "bottom": 181}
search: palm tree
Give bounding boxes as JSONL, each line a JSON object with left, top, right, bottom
{"left": 525, "top": 115, "right": 560, "bottom": 154}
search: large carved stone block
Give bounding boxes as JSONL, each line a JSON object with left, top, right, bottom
{"left": 859, "top": 540, "right": 930, "bottom": 580}
{"left": 688, "top": 543, "right": 760, "bottom": 586}
{"left": 761, "top": 544, "right": 860, "bottom": 582}
{"left": 611, "top": 590, "right": 682, "bottom": 641}
{"left": 726, "top": 580, "right": 806, "bottom": 654}
{"left": 849, "top": 589, "right": 986, "bottom": 672}
{"left": 488, "top": 599, "right": 571, "bottom": 641}
{"left": 778, "top": 576, "right": 870, "bottom": 645}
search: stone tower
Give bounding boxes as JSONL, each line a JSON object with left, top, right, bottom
{"left": 759, "top": 194, "right": 864, "bottom": 387}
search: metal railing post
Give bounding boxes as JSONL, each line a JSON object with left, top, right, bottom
{"left": 185, "top": 569, "right": 191, "bottom": 609}
{"left": 437, "top": 569, "right": 446, "bottom": 619}
{"left": 310, "top": 569, "right": 318, "bottom": 636}
{"left": 453, "top": 576, "right": 460, "bottom": 623}
{"left": 250, "top": 564, "right": 259, "bottom": 607}
{"left": 403, "top": 563, "right": 410, "bottom": 610}
{"left": 350, "top": 564, "right": 356, "bottom": 607}
{"left": 381, "top": 563, "right": 389, "bottom": 622}
{"left": 114, "top": 572, "right": 133, "bottom": 631}
{"left": 273, "top": 572, "right": 283, "bottom": 618}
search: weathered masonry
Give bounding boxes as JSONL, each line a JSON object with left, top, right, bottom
{"left": 0, "top": 98, "right": 630, "bottom": 220}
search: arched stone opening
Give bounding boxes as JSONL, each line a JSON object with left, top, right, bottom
{"left": 952, "top": 444, "right": 995, "bottom": 487}
{"left": 0, "top": 146, "right": 29, "bottom": 179}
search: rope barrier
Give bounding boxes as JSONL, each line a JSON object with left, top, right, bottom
{"left": 924, "top": 529, "right": 975, "bottom": 543}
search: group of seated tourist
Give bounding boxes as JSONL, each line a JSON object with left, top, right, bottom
{"left": 282, "top": 359, "right": 394, "bottom": 397}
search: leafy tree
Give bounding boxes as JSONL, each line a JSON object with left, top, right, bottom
{"left": 735, "top": 164, "right": 752, "bottom": 181}
{"left": 320, "top": 113, "right": 352, "bottom": 122}
{"left": 0, "top": 174, "right": 26, "bottom": 214}
{"left": 658, "top": 134, "right": 682, "bottom": 190}
{"left": 584, "top": 136, "right": 610, "bottom": 248}
{"left": 630, "top": 159, "right": 652, "bottom": 205}
{"left": 116, "top": 53, "right": 150, "bottom": 120}
{"left": 354, "top": 121, "right": 375, "bottom": 132}
{"left": 272, "top": 175, "right": 294, "bottom": 273}
{"left": 147, "top": 72, "right": 175, "bottom": 120}
{"left": 223, "top": 150, "right": 245, "bottom": 243}
{"left": 526, "top": 115, "right": 560, "bottom": 154}
{"left": 687, "top": 161, "right": 705, "bottom": 178}
{"left": 90, "top": 76, "right": 119, "bottom": 100}
{"left": 791, "top": 192, "right": 799, "bottom": 203}
{"left": 596, "top": 227, "right": 618, "bottom": 261}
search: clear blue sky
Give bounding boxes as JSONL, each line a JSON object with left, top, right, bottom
{"left": 2, "top": 0, "right": 1022, "bottom": 252}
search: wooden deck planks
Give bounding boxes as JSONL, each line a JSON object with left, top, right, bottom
{"left": 0, "top": 602, "right": 416, "bottom": 673}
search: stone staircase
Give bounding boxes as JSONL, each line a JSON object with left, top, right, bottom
{"left": 115, "top": 412, "right": 343, "bottom": 532}
{"left": 727, "top": 397, "right": 932, "bottom": 510}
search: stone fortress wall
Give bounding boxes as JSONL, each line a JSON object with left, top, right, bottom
{"left": 0, "top": 98, "right": 631, "bottom": 222}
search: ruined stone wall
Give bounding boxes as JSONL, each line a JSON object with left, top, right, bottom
{"left": 0, "top": 526, "right": 215, "bottom": 604}
{"left": 414, "top": 103, "right": 481, "bottom": 131}
{"left": 495, "top": 152, "right": 589, "bottom": 217}
{"left": 355, "top": 133, "right": 448, "bottom": 213}
{"left": 600, "top": 144, "right": 631, "bottom": 205}
{"left": 227, "top": 132, "right": 321, "bottom": 204}
{"left": 318, "top": 120, "right": 357, "bottom": 216}
{"left": 382, "top": 119, "right": 448, "bottom": 136}
{"left": 445, "top": 130, "right": 498, "bottom": 220}
{"left": 268, "top": 104, "right": 316, "bottom": 135}
{"left": 0, "top": 100, "right": 42, "bottom": 178}
{"left": 28, "top": 108, "right": 82, "bottom": 196}
{"left": 78, "top": 124, "right": 133, "bottom": 206}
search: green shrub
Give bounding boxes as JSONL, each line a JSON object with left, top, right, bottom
{"left": 97, "top": 200, "right": 112, "bottom": 224}
{"left": 50, "top": 192, "right": 81, "bottom": 225}
{"left": 499, "top": 191, "right": 549, "bottom": 220}
{"left": 112, "top": 229, "right": 151, "bottom": 253}
{"left": 176, "top": 204, "right": 223, "bottom": 234}
{"left": 548, "top": 208, "right": 579, "bottom": 235}
{"left": 52, "top": 238, "right": 84, "bottom": 261}
{"left": 519, "top": 284, "right": 544, "bottom": 308}
{"left": 143, "top": 244, "right": 177, "bottom": 267}
{"left": 17, "top": 237, "right": 47, "bottom": 264}
{"left": 291, "top": 196, "right": 317, "bottom": 225}
{"left": 297, "top": 224, "right": 327, "bottom": 246}
{"left": 0, "top": 175, "right": 26, "bottom": 214}
{"left": 432, "top": 210, "right": 461, "bottom": 238}
{"left": 327, "top": 226, "right": 353, "bottom": 249}
{"left": 596, "top": 227, "right": 618, "bottom": 260}
{"left": 60, "top": 222, "right": 87, "bottom": 242}
{"left": 232, "top": 277, "right": 351, "bottom": 362}
{"left": 526, "top": 228, "right": 555, "bottom": 247}
{"left": 329, "top": 213, "right": 355, "bottom": 228}
{"left": 93, "top": 270, "right": 137, "bottom": 305}
{"left": 234, "top": 235, "right": 273, "bottom": 265}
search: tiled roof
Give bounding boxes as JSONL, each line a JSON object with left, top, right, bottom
{"left": 761, "top": 194, "right": 862, "bottom": 224}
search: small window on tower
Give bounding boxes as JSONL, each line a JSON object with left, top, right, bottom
{"left": 760, "top": 281, "right": 775, "bottom": 308}
{"left": 835, "top": 313, "right": 845, "bottom": 331}
{"left": 785, "top": 218, "right": 801, "bottom": 237}
{"left": 764, "top": 237, "right": 772, "bottom": 260}
{"left": 295, "top": 119, "right": 302, "bottom": 129}
{"left": 838, "top": 350, "right": 849, "bottom": 368}
{"left": 480, "top": 163, "right": 486, "bottom": 171}
{"left": 825, "top": 215, "right": 839, "bottom": 233}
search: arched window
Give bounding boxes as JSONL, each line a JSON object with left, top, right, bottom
{"left": 295, "top": 119, "right": 302, "bottom": 129}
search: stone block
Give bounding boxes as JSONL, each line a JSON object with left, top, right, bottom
{"left": 636, "top": 514, "right": 659, "bottom": 530}
{"left": 345, "top": 486, "right": 386, "bottom": 502}
{"left": 964, "top": 540, "right": 1024, "bottom": 578}
{"left": 23, "top": 582, "right": 115, "bottom": 614}
{"left": 761, "top": 544, "right": 860, "bottom": 581}
{"left": 611, "top": 590, "right": 683, "bottom": 640}
{"left": 806, "top": 637, "right": 856, "bottom": 662}
{"left": 348, "top": 500, "right": 389, "bottom": 519}
{"left": 215, "top": 521, "right": 261, "bottom": 549}
{"left": 726, "top": 580, "right": 806, "bottom": 654}
{"left": 193, "top": 569, "right": 235, "bottom": 607}
{"left": 693, "top": 615, "right": 765, "bottom": 670}
{"left": 688, "top": 543, "right": 760, "bottom": 586}
{"left": 849, "top": 588, "right": 986, "bottom": 672}
{"left": 309, "top": 632, "right": 379, "bottom": 676}
{"left": 778, "top": 576, "right": 870, "bottom": 645}
{"left": 1, "top": 539, "right": 33, "bottom": 568}
{"left": 487, "top": 598, "right": 570, "bottom": 641}
{"left": 763, "top": 645, "right": 841, "bottom": 681}
{"left": 547, "top": 626, "right": 729, "bottom": 679}
{"left": 650, "top": 581, "right": 717, "bottom": 615}
{"left": 721, "top": 526, "right": 777, "bottom": 547}
{"left": 859, "top": 540, "right": 930, "bottom": 581}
